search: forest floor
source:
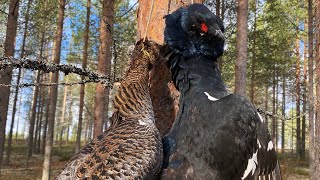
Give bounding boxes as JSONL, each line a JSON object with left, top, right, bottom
{"left": 0, "top": 144, "right": 311, "bottom": 180}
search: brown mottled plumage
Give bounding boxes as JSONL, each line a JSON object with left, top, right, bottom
{"left": 56, "top": 40, "right": 163, "bottom": 180}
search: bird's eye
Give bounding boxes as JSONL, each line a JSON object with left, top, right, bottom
{"left": 201, "top": 23, "right": 208, "bottom": 33}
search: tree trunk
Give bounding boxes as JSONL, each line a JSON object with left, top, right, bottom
{"left": 281, "top": 75, "right": 286, "bottom": 154}
{"left": 137, "top": 0, "right": 204, "bottom": 136}
{"left": 275, "top": 72, "right": 279, "bottom": 150}
{"left": 314, "top": 0, "right": 320, "bottom": 177}
{"left": 26, "top": 71, "right": 41, "bottom": 169}
{"left": 76, "top": 0, "right": 90, "bottom": 152}
{"left": 265, "top": 85, "right": 269, "bottom": 128}
{"left": 234, "top": 0, "right": 248, "bottom": 96}
{"left": 34, "top": 92, "right": 42, "bottom": 153}
{"left": 37, "top": 89, "right": 45, "bottom": 153}
{"left": 59, "top": 78, "right": 68, "bottom": 148}
{"left": 42, "top": 73, "right": 50, "bottom": 154}
{"left": 272, "top": 65, "right": 276, "bottom": 145}
{"left": 42, "top": 0, "right": 65, "bottom": 179}
{"left": 93, "top": 0, "right": 114, "bottom": 138}
{"left": 6, "top": 0, "right": 32, "bottom": 164}
{"left": 0, "top": 0, "right": 20, "bottom": 171}
{"left": 295, "top": 35, "right": 302, "bottom": 158}
{"left": 308, "top": 0, "right": 315, "bottom": 178}
{"left": 216, "top": 0, "right": 220, "bottom": 17}
{"left": 67, "top": 98, "right": 73, "bottom": 145}
{"left": 302, "top": 31, "right": 308, "bottom": 159}
{"left": 250, "top": 0, "right": 257, "bottom": 103}
{"left": 15, "top": 81, "right": 23, "bottom": 143}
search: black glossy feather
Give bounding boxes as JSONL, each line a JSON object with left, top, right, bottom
{"left": 161, "top": 4, "right": 280, "bottom": 180}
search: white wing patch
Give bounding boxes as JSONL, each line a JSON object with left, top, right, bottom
{"left": 204, "top": 92, "right": 218, "bottom": 101}
{"left": 257, "top": 139, "right": 261, "bottom": 148}
{"left": 241, "top": 150, "right": 258, "bottom": 180}
{"left": 257, "top": 112, "right": 264, "bottom": 122}
{"left": 267, "top": 141, "right": 274, "bottom": 151}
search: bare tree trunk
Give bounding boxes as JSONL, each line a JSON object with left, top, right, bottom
{"left": 42, "top": 0, "right": 65, "bottom": 179}
{"left": 281, "top": 74, "right": 286, "bottom": 154}
{"left": 234, "top": 0, "right": 248, "bottom": 96}
{"left": 15, "top": 81, "right": 23, "bottom": 143}
{"left": 59, "top": 78, "right": 68, "bottom": 148}
{"left": 37, "top": 90, "right": 45, "bottom": 153}
{"left": 41, "top": 73, "right": 50, "bottom": 154}
{"left": 67, "top": 98, "right": 73, "bottom": 145}
{"left": 295, "top": 36, "right": 302, "bottom": 158}
{"left": 308, "top": 0, "right": 315, "bottom": 178}
{"left": 0, "top": 0, "right": 20, "bottom": 171}
{"left": 93, "top": 0, "right": 115, "bottom": 138}
{"left": 250, "top": 0, "right": 257, "bottom": 103}
{"left": 216, "top": 0, "right": 220, "bottom": 17}
{"left": 275, "top": 72, "right": 279, "bottom": 150}
{"left": 272, "top": 66, "right": 276, "bottom": 145}
{"left": 34, "top": 91, "right": 42, "bottom": 153}
{"left": 137, "top": 0, "right": 204, "bottom": 136}
{"left": 314, "top": 0, "right": 320, "bottom": 177}
{"left": 265, "top": 85, "right": 269, "bottom": 128}
{"left": 6, "top": 0, "right": 32, "bottom": 164}
{"left": 26, "top": 71, "right": 41, "bottom": 169}
{"left": 76, "top": 0, "right": 90, "bottom": 152}
{"left": 302, "top": 31, "right": 308, "bottom": 159}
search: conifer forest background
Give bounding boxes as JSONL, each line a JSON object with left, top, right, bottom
{"left": 0, "top": 0, "right": 320, "bottom": 179}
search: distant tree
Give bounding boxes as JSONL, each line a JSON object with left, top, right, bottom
{"left": 42, "top": 0, "right": 65, "bottom": 179}
{"left": 0, "top": 0, "right": 19, "bottom": 172}
{"left": 234, "top": 0, "right": 248, "bottom": 96}
{"left": 76, "top": 0, "right": 91, "bottom": 153}
{"left": 308, "top": 0, "right": 315, "bottom": 177}
{"left": 295, "top": 33, "right": 302, "bottom": 158}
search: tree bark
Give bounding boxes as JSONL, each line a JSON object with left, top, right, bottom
{"left": 137, "top": 0, "right": 204, "bottom": 136}
{"left": 15, "top": 81, "right": 23, "bottom": 143}
{"left": 42, "top": 73, "right": 50, "bottom": 154}
{"left": 34, "top": 91, "right": 42, "bottom": 153}
{"left": 6, "top": 0, "right": 32, "bottom": 165}
{"left": 37, "top": 88, "right": 45, "bottom": 153}
{"left": 59, "top": 78, "right": 68, "bottom": 148}
{"left": 76, "top": 0, "right": 90, "bottom": 152}
{"left": 0, "top": 0, "right": 20, "bottom": 171}
{"left": 42, "top": 0, "right": 65, "bottom": 179}
{"left": 272, "top": 65, "right": 276, "bottom": 145}
{"left": 234, "top": 0, "right": 248, "bottom": 96}
{"left": 265, "top": 85, "right": 269, "bottom": 128}
{"left": 26, "top": 71, "right": 41, "bottom": 169}
{"left": 308, "top": 0, "right": 315, "bottom": 178}
{"left": 93, "top": 0, "right": 114, "bottom": 138}
{"left": 295, "top": 35, "right": 302, "bottom": 158}
{"left": 302, "top": 31, "right": 308, "bottom": 159}
{"left": 281, "top": 74, "right": 286, "bottom": 154}
{"left": 249, "top": 0, "right": 257, "bottom": 103}
{"left": 314, "top": 0, "right": 320, "bottom": 177}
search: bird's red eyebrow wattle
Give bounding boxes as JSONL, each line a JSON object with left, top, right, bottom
{"left": 201, "top": 23, "right": 208, "bottom": 33}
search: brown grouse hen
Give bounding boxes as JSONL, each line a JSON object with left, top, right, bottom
{"left": 56, "top": 40, "right": 163, "bottom": 180}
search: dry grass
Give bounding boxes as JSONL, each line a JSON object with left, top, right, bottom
{"left": 0, "top": 143, "right": 74, "bottom": 180}
{"left": 0, "top": 144, "right": 311, "bottom": 180}
{"left": 279, "top": 153, "right": 310, "bottom": 180}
